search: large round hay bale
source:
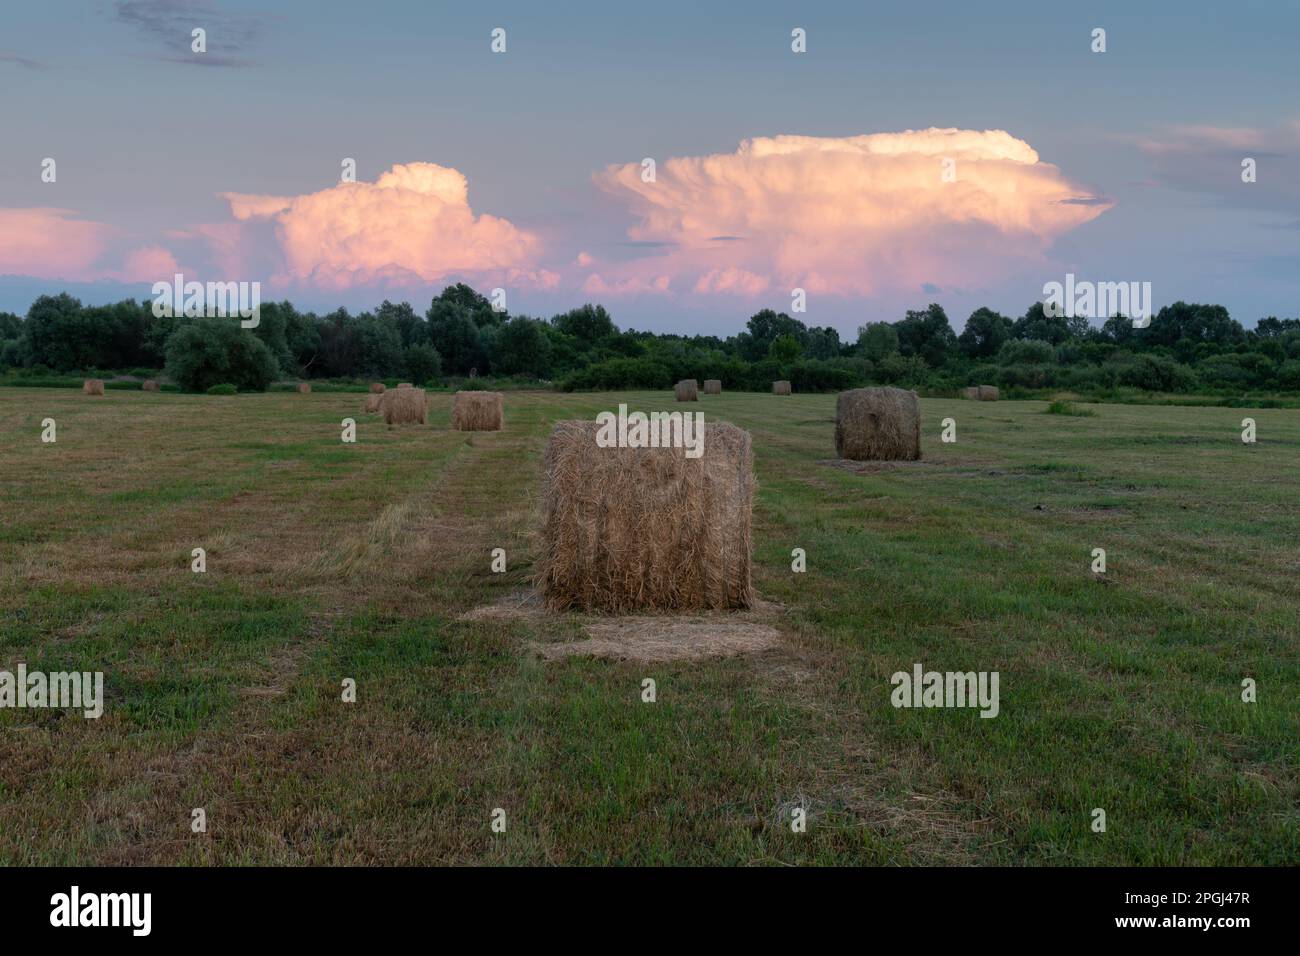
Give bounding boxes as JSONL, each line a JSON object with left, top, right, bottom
{"left": 978, "top": 385, "right": 1000, "bottom": 401}
{"left": 538, "top": 419, "right": 755, "bottom": 612}
{"left": 835, "top": 387, "right": 921, "bottom": 461}
{"left": 83, "top": 379, "right": 104, "bottom": 396}
{"left": 397, "top": 382, "right": 413, "bottom": 389}
{"left": 451, "top": 390, "right": 504, "bottom": 431}
{"left": 675, "top": 379, "right": 699, "bottom": 401}
{"left": 772, "top": 380, "right": 791, "bottom": 395}
{"left": 703, "top": 379, "right": 722, "bottom": 395}
{"left": 297, "top": 382, "right": 311, "bottom": 394}
{"left": 141, "top": 380, "right": 160, "bottom": 392}
{"left": 364, "top": 393, "right": 383, "bottom": 414}
{"left": 383, "top": 386, "right": 426, "bottom": 425}
{"left": 962, "top": 386, "right": 980, "bottom": 400}
{"left": 369, "top": 382, "right": 386, "bottom": 394}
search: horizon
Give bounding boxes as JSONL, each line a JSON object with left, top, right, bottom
{"left": 2, "top": 1, "right": 1297, "bottom": 334}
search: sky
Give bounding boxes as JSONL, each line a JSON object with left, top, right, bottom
{"left": 1, "top": 0, "right": 1297, "bottom": 337}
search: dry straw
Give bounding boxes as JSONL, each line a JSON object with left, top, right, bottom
{"left": 297, "top": 382, "right": 311, "bottom": 394}
{"left": 703, "top": 379, "right": 722, "bottom": 395}
{"left": 835, "top": 387, "right": 922, "bottom": 461}
{"left": 962, "top": 386, "right": 980, "bottom": 400}
{"left": 451, "top": 390, "right": 504, "bottom": 431}
{"left": 675, "top": 379, "right": 699, "bottom": 401}
{"left": 141, "top": 380, "right": 160, "bottom": 392}
{"left": 83, "top": 379, "right": 105, "bottom": 396}
{"left": 537, "top": 419, "right": 755, "bottom": 613}
{"left": 369, "top": 382, "right": 386, "bottom": 394}
{"left": 383, "top": 386, "right": 426, "bottom": 425}
{"left": 772, "top": 380, "right": 791, "bottom": 395}
{"left": 397, "top": 382, "right": 413, "bottom": 389}
{"left": 978, "top": 385, "right": 1000, "bottom": 401}
{"left": 364, "top": 393, "right": 383, "bottom": 414}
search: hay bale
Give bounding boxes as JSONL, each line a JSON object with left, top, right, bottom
{"left": 978, "top": 385, "right": 1000, "bottom": 401}
{"left": 703, "top": 379, "right": 722, "bottom": 395}
{"left": 962, "top": 386, "right": 980, "bottom": 400}
{"left": 364, "top": 393, "right": 383, "bottom": 414}
{"left": 835, "top": 387, "right": 921, "bottom": 461}
{"left": 772, "top": 380, "right": 791, "bottom": 395}
{"left": 383, "top": 386, "right": 426, "bottom": 425}
{"left": 451, "top": 391, "right": 504, "bottom": 431}
{"left": 675, "top": 379, "right": 699, "bottom": 402}
{"left": 538, "top": 420, "right": 755, "bottom": 612}
{"left": 141, "top": 380, "right": 160, "bottom": 392}
{"left": 397, "top": 382, "right": 413, "bottom": 389}
{"left": 297, "top": 382, "right": 311, "bottom": 394}
{"left": 369, "top": 382, "right": 386, "bottom": 394}
{"left": 83, "top": 379, "right": 104, "bottom": 396}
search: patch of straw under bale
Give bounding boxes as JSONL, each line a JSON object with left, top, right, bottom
{"left": 703, "top": 379, "right": 722, "bottom": 395}
{"left": 369, "top": 382, "right": 386, "bottom": 394}
{"left": 364, "top": 393, "right": 383, "bottom": 414}
{"left": 383, "top": 386, "right": 426, "bottom": 425}
{"left": 141, "top": 380, "right": 159, "bottom": 392}
{"left": 772, "top": 380, "right": 791, "bottom": 395}
{"left": 83, "top": 379, "right": 105, "bottom": 396}
{"left": 978, "top": 384, "right": 1000, "bottom": 401}
{"left": 451, "top": 390, "right": 504, "bottom": 431}
{"left": 537, "top": 419, "right": 755, "bottom": 613}
{"left": 675, "top": 379, "right": 699, "bottom": 401}
{"left": 835, "top": 386, "right": 922, "bottom": 461}
{"left": 296, "top": 382, "right": 311, "bottom": 394}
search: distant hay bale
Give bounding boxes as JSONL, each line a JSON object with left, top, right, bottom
{"left": 141, "top": 380, "right": 160, "bottom": 392}
{"left": 835, "top": 387, "right": 921, "bottom": 461}
{"left": 675, "top": 379, "right": 699, "bottom": 401}
{"left": 83, "top": 379, "right": 104, "bottom": 396}
{"left": 703, "top": 379, "right": 722, "bottom": 395}
{"left": 383, "top": 386, "right": 426, "bottom": 425}
{"left": 369, "top": 382, "right": 386, "bottom": 394}
{"left": 364, "top": 393, "right": 383, "bottom": 414}
{"left": 297, "top": 382, "right": 311, "bottom": 394}
{"left": 773, "top": 380, "right": 791, "bottom": 395}
{"left": 962, "top": 386, "right": 980, "bottom": 400}
{"left": 451, "top": 390, "right": 504, "bottom": 431}
{"left": 538, "top": 420, "right": 755, "bottom": 612}
{"left": 978, "top": 385, "right": 1000, "bottom": 401}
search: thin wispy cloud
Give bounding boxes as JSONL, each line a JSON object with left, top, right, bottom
{"left": 113, "top": 0, "right": 264, "bottom": 67}
{"left": 0, "top": 51, "right": 44, "bottom": 69}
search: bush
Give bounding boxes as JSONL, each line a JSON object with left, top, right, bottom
{"left": 789, "top": 359, "right": 858, "bottom": 392}
{"left": 562, "top": 357, "right": 673, "bottom": 391}
{"left": 1113, "top": 354, "right": 1198, "bottom": 392}
{"left": 165, "top": 319, "right": 279, "bottom": 393}
{"left": 996, "top": 339, "right": 1056, "bottom": 365}
{"left": 404, "top": 343, "right": 442, "bottom": 386}
{"left": 206, "top": 383, "right": 238, "bottom": 395}
{"left": 1046, "top": 400, "right": 1095, "bottom": 416}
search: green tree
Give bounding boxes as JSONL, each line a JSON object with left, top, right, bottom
{"left": 165, "top": 319, "right": 279, "bottom": 392}
{"left": 857, "top": 321, "right": 899, "bottom": 361}
{"left": 895, "top": 303, "right": 957, "bottom": 367}
{"left": 404, "top": 343, "right": 442, "bottom": 385}
{"left": 958, "top": 307, "right": 1014, "bottom": 358}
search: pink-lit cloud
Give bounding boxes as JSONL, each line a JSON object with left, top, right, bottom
{"left": 590, "top": 128, "right": 1112, "bottom": 298}
{"left": 222, "top": 162, "right": 554, "bottom": 289}
{"left": 1138, "top": 120, "right": 1300, "bottom": 215}
{"left": 0, "top": 208, "right": 116, "bottom": 280}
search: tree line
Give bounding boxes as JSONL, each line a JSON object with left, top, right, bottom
{"left": 2, "top": 285, "right": 1298, "bottom": 396}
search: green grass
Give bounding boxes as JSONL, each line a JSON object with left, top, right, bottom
{"left": 1046, "top": 399, "right": 1096, "bottom": 417}
{"left": 0, "top": 387, "right": 1295, "bottom": 865}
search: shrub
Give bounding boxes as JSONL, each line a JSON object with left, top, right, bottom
{"left": 1046, "top": 400, "right": 1095, "bottom": 416}
{"left": 206, "top": 383, "right": 238, "bottom": 395}
{"left": 996, "top": 339, "right": 1056, "bottom": 365}
{"left": 165, "top": 319, "right": 279, "bottom": 392}
{"left": 562, "top": 357, "right": 673, "bottom": 391}
{"left": 1113, "top": 354, "right": 1198, "bottom": 392}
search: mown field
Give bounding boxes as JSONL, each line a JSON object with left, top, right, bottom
{"left": 0, "top": 387, "right": 1296, "bottom": 865}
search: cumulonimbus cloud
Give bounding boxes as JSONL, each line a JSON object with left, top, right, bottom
{"left": 591, "top": 128, "right": 1112, "bottom": 296}
{"left": 221, "top": 162, "right": 555, "bottom": 290}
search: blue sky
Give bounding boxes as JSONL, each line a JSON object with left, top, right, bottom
{"left": 1, "top": 0, "right": 1296, "bottom": 335}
